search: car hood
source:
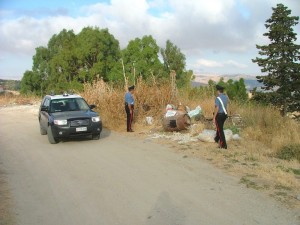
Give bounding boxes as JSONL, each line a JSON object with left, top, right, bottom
{"left": 51, "top": 110, "right": 99, "bottom": 120}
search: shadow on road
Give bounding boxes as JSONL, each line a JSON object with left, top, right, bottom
{"left": 146, "top": 192, "right": 186, "bottom": 225}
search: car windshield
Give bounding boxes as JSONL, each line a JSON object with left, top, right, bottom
{"left": 50, "top": 98, "right": 90, "bottom": 113}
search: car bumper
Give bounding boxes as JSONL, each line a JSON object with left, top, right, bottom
{"left": 50, "top": 121, "right": 102, "bottom": 139}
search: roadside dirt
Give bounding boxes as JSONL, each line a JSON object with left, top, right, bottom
{"left": 0, "top": 104, "right": 299, "bottom": 225}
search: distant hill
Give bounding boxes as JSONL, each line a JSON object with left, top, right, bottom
{"left": 191, "top": 74, "right": 264, "bottom": 91}
{"left": 0, "top": 79, "right": 21, "bottom": 91}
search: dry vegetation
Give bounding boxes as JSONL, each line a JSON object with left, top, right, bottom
{"left": 82, "top": 78, "right": 300, "bottom": 152}
{"left": 0, "top": 91, "right": 40, "bottom": 106}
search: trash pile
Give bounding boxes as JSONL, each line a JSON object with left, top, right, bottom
{"left": 147, "top": 103, "right": 241, "bottom": 144}
{"left": 162, "top": 103, "right": 202, "bottom": 132}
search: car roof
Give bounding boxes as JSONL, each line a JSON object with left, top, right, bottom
{"left": 45, "top": 94, "right": 83, "bottom": 100}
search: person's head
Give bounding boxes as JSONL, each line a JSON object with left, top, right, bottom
{"left": 216, "top": 84, "right": 224, "bottom": 93}
{"left": 128, "top": 85, "right": 135, "bottom": 93}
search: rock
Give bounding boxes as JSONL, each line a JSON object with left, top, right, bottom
{"left": 197, "top": 129, "right": 233, "bottom": 143}
{"left": 232, "top": 134, "right": 241, "bottom": 141}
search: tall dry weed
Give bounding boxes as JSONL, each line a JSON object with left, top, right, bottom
{"left": 82, "top": 78, "right": 300, "bottom": 153}
{"left": 81, "top": 77, "right": 178, "bottom": 130}
{"left": 237, "top": 103, "right": 300, "bottom": 153}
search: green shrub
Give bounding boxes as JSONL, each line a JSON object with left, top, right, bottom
{"left": 276, "top": 144, "right": 300, "bottom": 162}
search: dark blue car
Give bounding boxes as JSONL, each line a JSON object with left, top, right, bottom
{"left": 39, "top": 93, "right": 102, "bottom": 144}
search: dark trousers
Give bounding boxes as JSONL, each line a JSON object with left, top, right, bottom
{"left": 215, "top": 113, "right": 227, "bottom": 149}
{"left": 125, "top": 104, "right": 134, "bottom": 131}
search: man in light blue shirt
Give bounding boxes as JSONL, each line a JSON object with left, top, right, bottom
{"left": 213, "top": 85, "right": 228, "bottom": 149}
{"left": 124, "top": 85, "right": 135, "bottom": 132}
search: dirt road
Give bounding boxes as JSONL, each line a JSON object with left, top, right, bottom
{"left": 0, "top": 105, "right": 299, "bottom": 225}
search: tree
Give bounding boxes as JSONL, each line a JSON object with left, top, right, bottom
{"left": 160, "top": 40, "right": 189, "bottom": 87}
{"left": 75, "top": 27, "right": 121, "bottom": 83}
{"left": 21, "top": 27, "right": 121, "bottom": 94}
{"left": 20, "top": 70, "right": 40, "bottom": 94}
{"left": 252, "top": 3, "right": 300, "bottom": 115}
{"left": 122, "top": 35, "right": 164, "bottom": 83}
{"left": 47, "top": 29, "right": 77, "bottom": 92}
{"left": 226, "top": 78, "right": 248, "bottom": 102}
{"left": 213, "top": 78, "right": 248, "bottom": 102}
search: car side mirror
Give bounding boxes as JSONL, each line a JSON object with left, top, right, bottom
{"left": 41, "top": 106, "right": 49, "bottom": 112}
{"left": 90, "top": 104, "right": 96, "bottom": 109}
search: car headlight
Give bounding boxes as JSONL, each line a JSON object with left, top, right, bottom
{"left": 54, "top": 119, "right": 67, "bottom": 125}
{"left": 92, "top": 116, "right": 100, "bottom": 122}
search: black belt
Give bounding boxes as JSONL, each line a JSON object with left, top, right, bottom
{"left": 125, "top": 103, "right": 134, "bottom": 106}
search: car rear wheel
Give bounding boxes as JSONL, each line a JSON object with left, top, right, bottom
{"left": 47, "top": 126, "right": 59, "bottom": 144}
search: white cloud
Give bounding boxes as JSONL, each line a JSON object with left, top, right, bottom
{"left": 0, "top": 0, "right": 299, "bottom": 79}
{"left": 225, "top": 60, "right": 248, "bottom": 69}
{"left": 196, "top": 59, "right": 223, "bottom": 68}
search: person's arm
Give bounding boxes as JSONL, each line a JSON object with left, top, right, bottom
{"left": 226, "top": 95, "right": 230, "bottom": 116}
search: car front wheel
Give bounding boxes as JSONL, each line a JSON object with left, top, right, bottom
{"left": 47, "top": 126, "right": 59, "bottom": 144}
{"left": 92, "top": 133, "right": 100, "bottom": 140}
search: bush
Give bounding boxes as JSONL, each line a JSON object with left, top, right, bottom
{"left": 276, "top": 144, "right": 300, "bottom": 162}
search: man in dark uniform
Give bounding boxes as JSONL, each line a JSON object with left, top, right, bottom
{"left": 124, "top": 85, "right": 135, "bottom": 132}
{"left": 213, "top": 84, "right": 228, "bottom": 149}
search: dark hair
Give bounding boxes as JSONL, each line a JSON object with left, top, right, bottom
{"left": 216, "top": 84, "right": 224, "bottom": 91}
{"left": 128, "top": 85, "right": 135, "bottom": 91}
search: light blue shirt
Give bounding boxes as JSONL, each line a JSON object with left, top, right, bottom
{"left": 215, "top": 93, "right": 228, "bottom": 113}
{"left": 125, "top": 92, "right": 134, "bottom": 105}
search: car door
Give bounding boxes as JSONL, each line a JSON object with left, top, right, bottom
{"left": 39, "top": 97, "right": 50, "bottom": 130}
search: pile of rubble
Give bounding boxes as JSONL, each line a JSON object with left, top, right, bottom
{"left": 147, "top": 103, "right": 241, "bottom": 144}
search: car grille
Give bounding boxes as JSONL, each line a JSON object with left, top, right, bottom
{"left": 70, "top": 119, "right": 90, "bottom": 127}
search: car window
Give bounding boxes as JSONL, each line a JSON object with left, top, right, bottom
{"left": 75, "top": 98, "right": 90, "bottom": 110}
{"left": 49, "top": 98, "right": 90, "bottom": 113}
{"left": 50, "top": 100, "right": 66, "bottom": 112}
{"left": 43, "top": 98, "right": 50, "bottom": 107}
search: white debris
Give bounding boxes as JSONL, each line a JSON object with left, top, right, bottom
{"left": 150, "top": 132, "right": 198, "bottom": 144}
{"left": 188, "top": 105, "right": 202, "bottom": 119}
{"left": 146, "top": 116, "right": 153, "bottom": 125}
{"left": 165, "top": 110, "right": 177, "bottom": 117}
{"left": 150, "top": 129, "right": 239, "bottom": 144}
{"left": 197, "top": 129, "right": 233, "bottom": 143}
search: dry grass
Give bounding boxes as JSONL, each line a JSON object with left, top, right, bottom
{"left": 237, "top": 103, "right": 300, "bottom": 152}
{"left": 0, "top": 92, "right": 40, "bottom": 106}
{"left": 81, "top": 78, "right": 300, "bottom": 151}
{"left": 81, "top": 77, "right": 177, "bottom": 131}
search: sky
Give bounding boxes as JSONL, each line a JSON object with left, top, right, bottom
{"left": 0, "top": 0, "right": 299, "bottom": 80}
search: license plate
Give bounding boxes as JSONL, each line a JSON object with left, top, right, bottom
{"left": 76, "top": 127, "right": 87, "bottom": 132}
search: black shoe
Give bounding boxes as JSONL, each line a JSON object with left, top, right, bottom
{"left": 214, "top": 137, "right": 219, "bottom": 143}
